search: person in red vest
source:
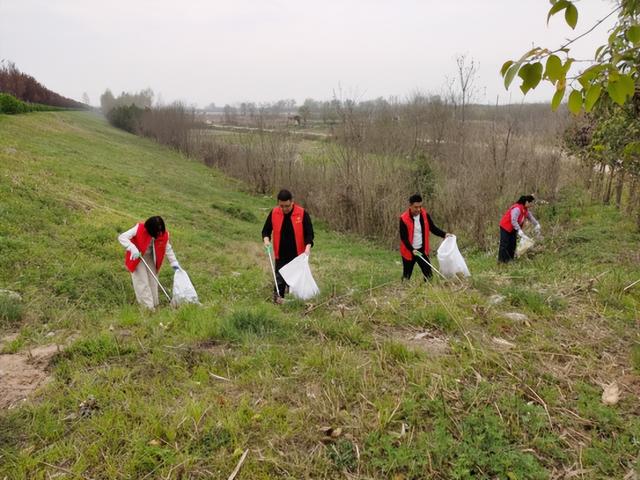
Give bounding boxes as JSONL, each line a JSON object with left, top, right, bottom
{"left": 498, "top": 195, "right": 541, "bottom": 263}
{"left": 262, "top": 189, "right": 314, "bottom": 304}
{"left": 399, "top": 193, "right": 451, "bottom": 281}
{"left": 118, "top": 216, "right": 180, "bottom": 309}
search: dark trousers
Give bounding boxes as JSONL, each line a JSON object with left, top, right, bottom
{"left": 274, "top": 258, "right": 293, "bottom": 297}
{"left": 498, "top": 227, "right": 517, "bottom": 263}
{"left": 402, "top": 248, "right": 432, "bottom": 281}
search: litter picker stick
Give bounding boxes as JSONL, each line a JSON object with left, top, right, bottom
{"left": 266, "top": 248, "right": 282, "bottom": 299}
{"left": 414, "top": 252, "right": 448, "bottom": 281}
{"left": 139, "top": 256, "right": 172, "bottom": 301}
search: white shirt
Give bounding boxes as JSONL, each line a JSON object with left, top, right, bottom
{"left": 118, "top": 225, "right": 178, "bottom": 267}
{"left": 411, "top": 214, "right": 423, "bottom": 249}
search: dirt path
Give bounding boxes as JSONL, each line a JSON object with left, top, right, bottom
{"left": 0, "top": 341, "right": 61, "bottom": 409}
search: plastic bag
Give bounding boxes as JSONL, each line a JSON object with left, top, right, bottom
{"left": 516, "top": 235, "right": 534, "bottom": 257}
{"left": 436, "top": 235, "right": 470, "bottom": 278}
{"left": 278, "top": 253, "right": 320, "bottom": 300}
{"left": 171, "top": 269, "right": 200, "bottom": 307}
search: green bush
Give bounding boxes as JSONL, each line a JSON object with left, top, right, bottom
{"left": 0, "top": 93, "right": 27, "bottom": 114}
{"left": 106, "top": 105, "right": 143, "bottom": 133}
{"left": 0, "top": 93, "right": 66, "bottom": 114}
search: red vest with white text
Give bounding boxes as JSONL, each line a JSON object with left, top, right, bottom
{"left": 124, "top": 223, "right": 169, "bottom": 272}
{"left": 499, "top": 203, "right": 528, "bottom": 233}
{"left": 400, "top": 208, "right": 429, "bottom": 261}
{"left": 272, "top": 204, "right": 305, "bottom": 260}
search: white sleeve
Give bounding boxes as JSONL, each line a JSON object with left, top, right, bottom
{"left": 118, "top": 225, "right": 139, "bottom": 251}
{"left": 510, "top": 208, "right": 522, "bottom": 232}
{"left": 165, "top": 242, "right": 178, "bottom": 267}
{"left": 527, "top": 211, "right": 540, "bottom": 228}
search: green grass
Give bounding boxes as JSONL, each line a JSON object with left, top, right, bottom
{"left": 0, "top": 111, "right": 639, "bottom": 479}
{"left": 0, "top": 294, "right": 23, "bottom": 329}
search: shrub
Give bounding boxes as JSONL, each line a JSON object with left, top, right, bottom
{"left": 106, "top": 104, "right": 144, "bottom": 133}
{"left": 0, "top": 93, "right": 65, "bottom": 114}
{"left": 0, "top": 93, "right": 26, "bottom": 114}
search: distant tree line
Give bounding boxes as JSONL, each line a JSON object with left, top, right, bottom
{"left": 0, "top": 60, "right": 86, "bottom": 109}
{"left": 100, "top": 88, "right": 196, "bottom": 155}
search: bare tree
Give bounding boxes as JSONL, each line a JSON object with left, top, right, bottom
{"left": 455, "top": 54, "right": 478, "bottom": 124}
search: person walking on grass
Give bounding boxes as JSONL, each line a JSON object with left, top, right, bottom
{"left": 498, "top": 194, "right": 541, "bottom": 263}
{"left": 118, "top": 216, "right": 180, "bottom": 310}
{"left": 399, "top": 193, "right": 452, "bottom": 281}
{"left": 262, "top": 189, "right": 314, "bottom": 304}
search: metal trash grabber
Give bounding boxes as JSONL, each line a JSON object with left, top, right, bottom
{"left": 414, "top": 251, "right": 448, "bottom": 281}
{"left": 266, "top": 246, "right": 282, "bottom": 300}
{"left": 139, "top": 255, "right": 172, "bottom": 301}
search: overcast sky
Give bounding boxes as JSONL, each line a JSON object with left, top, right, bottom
{"left": 0, "top": 0, "right": 617, "bottom": 108}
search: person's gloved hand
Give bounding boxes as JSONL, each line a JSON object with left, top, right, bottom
{"left": 534, "top": 224, "right": 541, "bottom": 236}
{"left": 517, "top": 229, "right": 531, "bottom": 242}
{"left": 128, "top": 246, "right": 140, "bottom": 260}
{"left": 304, "top": 244, "right": 311, "bottom": 256}
{"left": 172, "top": 263, "right": 181, "bottom": 272}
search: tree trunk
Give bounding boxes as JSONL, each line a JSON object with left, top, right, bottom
{"left": 603, "top": 165, "right": 615, "bottom": 204}
{"left": 615, "top": 168, "right": 626, "bottom": 209}
{"left": 628, "top": 175, "right": 639, "bottom": 215}
{"left": 592, "top": 163, "right": 606, "bottom": 201}
{"left": 583, "top": 160, "right": 594, "bottom": 191}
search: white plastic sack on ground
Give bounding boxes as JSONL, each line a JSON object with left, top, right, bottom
{"left": 436, "top": 235, "right": 471, "bottom": 278}
{"left": 278, "top": 253, "right": 320, "bottom": 300}
{"left": 516, "top": 236, "right": 535, "bottom": 257}
{"left": 171, "top": 269, "right": 200, "bottom": 307}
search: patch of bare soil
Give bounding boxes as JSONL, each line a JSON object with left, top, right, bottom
{"left": 0, "top": 344, "right": 61, "bottom": 409}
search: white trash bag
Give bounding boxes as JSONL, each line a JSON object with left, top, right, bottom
{"left": 171, "top": 269, "right": 200, "bottom": 307}
{"left": 436, "top": 235, "right": 471, "bottom": 278}
{"left": 516, "top": 235, "right": 535, "bottom": 257}
{"left": 278, "top": 253, "right": 320, "bottom": 301}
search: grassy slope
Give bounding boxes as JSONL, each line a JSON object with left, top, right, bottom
{"left": 0, "top": 112, "right": 639, "bottom": 479}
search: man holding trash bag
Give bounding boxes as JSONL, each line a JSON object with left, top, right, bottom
{"left": 262, "top": 189, "right": 314, "bottom": 304}
{"left": 498, "top": 194, "right": 541, "bottom": 263}
{"left": 399, "top": 194, "right": 451, "bottom": 281}
{"left": 118, "top": 216, "right": 181, "bottom": 309}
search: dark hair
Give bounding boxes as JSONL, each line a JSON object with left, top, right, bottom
{"left": 516, "top": 195, "right": 535, "bottom": 205}
{"left": 144, "top": 216, "right": 166, "bottom": 238}
{"left": 409, "top": 193, "right": 423, "bottom": 204}
{"left": 277, "top": 189, "right": 293, "bottom": 201}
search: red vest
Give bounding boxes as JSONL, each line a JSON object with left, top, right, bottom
{"left": 499, "top": 203, "right": 528, "bottom": 233}
{"left": 272, "top": 204, "right": 305, "bottom": 260}
{"left": 400, "top": 208, "right": 429, "bottom": 261}
{"left": 124, "top": 223, "right": 169, "bottom": 272}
